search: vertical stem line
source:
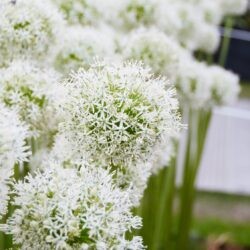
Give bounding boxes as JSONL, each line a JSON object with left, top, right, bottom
{"left": 219, "top": 16, "right": 234, "bottom": 66}
{"left": 152, "top": 153, "right": 177, "bottom": 250}
{"left": 175, "top": 108, "right": 212, "bottom": 250}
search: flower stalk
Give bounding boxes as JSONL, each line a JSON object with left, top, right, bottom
{"left": 176, "top": 108, "right": 212, "bottom": 250}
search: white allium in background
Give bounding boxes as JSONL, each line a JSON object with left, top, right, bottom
{"left": 0, "top": 163, "right": 144, "bottom": 249}
{"left": 0, "top": 104, "right": 30, "bottom": 218}
{"left": 196, "top": 23, "right": 220, "bottom": 53}
{"left": 209, "top": 66, "right": 240, "bottom": 106}
{"left": 123, "top": 28, "right": 185, "bottom": 80}
{"left": 155, "top": 2, "right": 183, "bottom": 41}
{"left": 54, "top": 26, "right": 115, "bottom": 74}
{"left": 115, "top": 0, "right": 157, "bottom": 30}
{"left": 0, "top": 0, "right": 64, "bottom": 66}
{"left": 58, "top": 61, "right": 182, "bottom": 168}
{"left": 161, "top": 2, "right": 204, "bottom": 51}
{"left": 50, "top": 0, "right": 103, "bottom": 25}
{"left": 219, "top": 0, "right": 248, "bottom": 15}
{"left": 175, "top": 59, "right": 212, "bottom": 109}
{"left": 176, "top": 59, "right": 240, "bottom": 109}
{"left": 0, "top": 60, "right": 61, "bottom": 137}
{"left": 198, "top": 0, "right": 223, "bottom": 25}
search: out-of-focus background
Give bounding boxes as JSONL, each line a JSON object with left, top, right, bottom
{"left": 176, "top": 3, "right": 250, "bottom": 249}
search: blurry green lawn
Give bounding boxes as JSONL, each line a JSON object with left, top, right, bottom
{"left": 192, "top": 191, "right": 250, "bottom": 248}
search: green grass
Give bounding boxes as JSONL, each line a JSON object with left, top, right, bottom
{"left": 192, "top": 218, "right": 250, "bottom": 247}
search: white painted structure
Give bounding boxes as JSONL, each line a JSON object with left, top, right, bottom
{"left": 178, "top": 100, "right": 250, "bottom": 195}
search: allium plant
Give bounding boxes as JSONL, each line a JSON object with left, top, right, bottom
{"left": 209, "top": 66, "right": 240, "bottom": 106}
{"left": 175, "top": 59, "right": 240, "bottom": 250}
{"left": 50, "top": 0, "right": 102, "bottom": 26}
{"left": 219, "top": 0, "right": 248, "bottom": 15}
{"left": 58, "top": 61, "right": 181, "bottom": 167}
{"left": 123, "top": 28, "right": 186, "bottom": 81}
{"left": 0, "top": 104, "right": 30, "bottom": 218}
{"left": 0, "top": 162, "right": 144, "bottom": 249}
{"left": 0, "top": 60, "right": 61, "bottom": 138}
{"left": 54, "top": 26, "right": 115, "bottom": 75}
{"left": 56, "top": 61, "right": 182, "bottom": 205}
{"left": 0, "top": 0, "right": 64, "bottom": 66}
{"left": 116, "top": 0, "right": 157, "bottom": 30}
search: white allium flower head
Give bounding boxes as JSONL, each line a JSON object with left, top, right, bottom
{"left": 113, "top": 0, "right": 157, "bottom": 30}
{"left": 196, "top": 24, "right": 220, "bottom": 54}
{"left": 155, "top": 1, "right": 183, "bottom": 40}
{"left": 174, "top": 0, "right": 223, "bottom": 25}
{"left": 219, "top": 0, "right": 248, "bottom": 15}
{"left": 176, "top": 59, "right": 212, "bottom": 109}
{"left": 0, "top": 104, "right": 30, "bottom": 218}
{"left": 0, "top": 0, "right": 64, "bottom": 66}
{"left": 209, "top": 66, "right": 240, "bottom": 106}
{"left": 198, "top": 0, "right": 223, "bottom": 25}
{"left": 50, "top": 0, "right": 104, "bottom": 25}
{"left": 58, "top": 61, "right": 182, "bottom": 168}
{"left": 0, "top": 60, "right": 61, "bottom": 137}
{"left": 123, "top": 28, "right": 185, "bottom": 81}
{"left": 157, "top": 2, "right": 204, "bottom": 51}
{"left": 0, "top": 163, "right": 144, "bottom": 249}
{"left": 54, "top": 26, "right": 116, "bottom": 75}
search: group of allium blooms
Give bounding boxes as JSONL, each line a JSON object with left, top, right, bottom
{"left": 0, "top": 0, "right": 245, "bottom": 249}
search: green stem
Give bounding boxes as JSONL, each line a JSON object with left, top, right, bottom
{"left": 175, "top": 109, "right": 212, "bottom": 250}
{"left": 219, "top": 16, "right": 234, "bottom": 66}
{"left": 152, "top": 155, "right": 177, "bottom": 250}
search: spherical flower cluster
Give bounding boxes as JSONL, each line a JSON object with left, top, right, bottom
{"left": 209, "top": 66, "right": 240, "bottom": 106}
{"left": 0, "top": 104, "right": 30, "bottom": 218}
{"left": 123, "top": 28, "right": 185, "bottom": 80}
{"left": 51, "top": 0, "right": 102, "bottom": 25}
{"left": 0, "top": 0, "right": 64, "bottom": 66}
{"left": 58, "top": 61, "right": 182, "bottom": 168}
{"left": 154, "top": 0, "right": 235, "bottom": 54}
{"left": 175, "top": 58, "right": 241, "bottom": 109}
{"left": 54, "top": 26, "right": 115, "bottom": 74}
{"left": 175, "top": 59, "right": 212, "bottom": 109}
{"left": 198, "top": 0, "right": 223, "bottom": 25}
{"left": 157, "top": 2, "right": 204, "bottom": 51}
{"left": 196, "top": 24, "right": 220, "bottom": 53}
{"left": 219, "top": 0, "right": 248, "bottom": 15}
{"left": 0, "top": 60, "right": 61, "bottom": 137}
{"left": 116, "top": 0, "right": 157, "bottom": 30}
{"left": 1, "top": 163, "right": 144, "bottom": 249}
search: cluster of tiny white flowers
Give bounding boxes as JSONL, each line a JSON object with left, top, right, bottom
{"left": 0, "top": 60, "right": 61, "bottom": 137}
{"left": 114, "top": 0, "right": 157, "bottom": 31}
{"left": 0, "top": 0, "right": 64, "bottom": 66}
{"left": 209, "top": 66, "right": 241, "bottom": 106}
{"left": 50, "top": 0, "right": 103, "bottom": 26}
{"left": 0, "top": 104, "right": 30, "bottom": 218}
{"left": 54, "top": 26, "right": 115, "bottom": 74}
{"left": 0, "top": 162, "right": 144, "bottom": 250}
{"left": 123, "top": 28, "right": 186, "bottom": 81}
{"left": 218, "top": 0, "right": 248, "bottom": 16}
{"left": 58, "top": 61, "right": 182, "bottom": 168}
{"left": 175, "top": 57, "right": 240, "bottom": 109}
{"left": 0, "top": 0, "right": 245, "bottom": 248}
{"left": 176, "top": 59, "right": 213, "bottom": 109}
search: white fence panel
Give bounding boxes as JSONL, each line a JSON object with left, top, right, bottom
{"left": 177, "top": 102, "right": 250, "bottom": 195}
